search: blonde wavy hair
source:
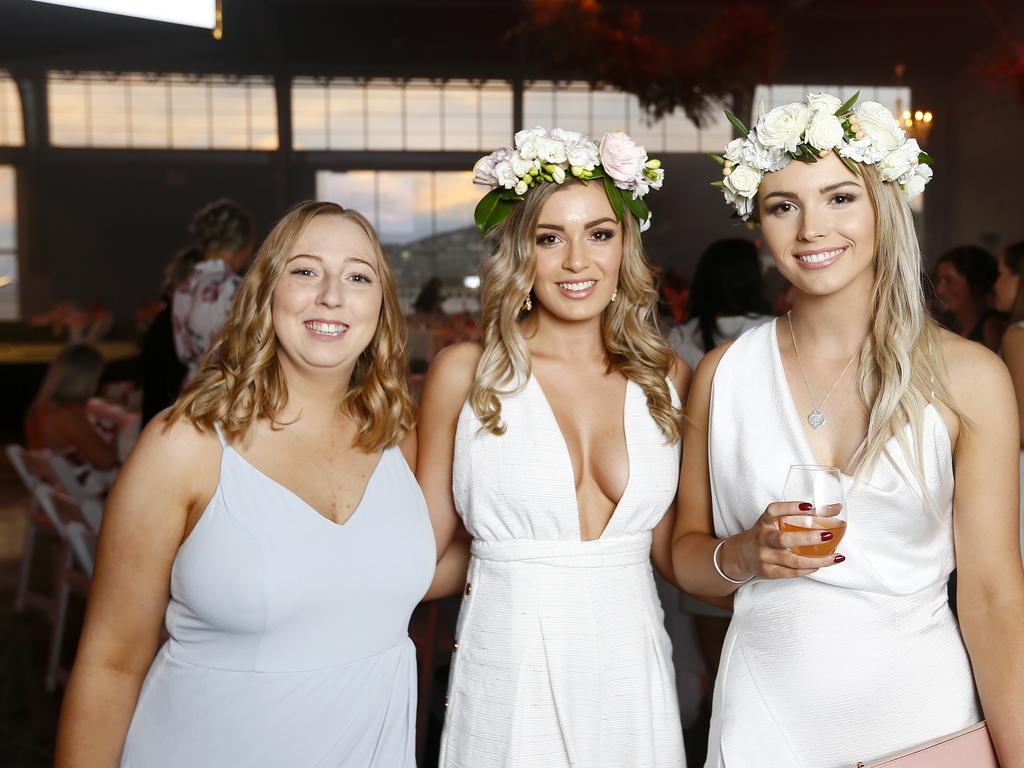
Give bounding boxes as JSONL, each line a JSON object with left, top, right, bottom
{"left": 169, "top": 201, "right": 415, "bottom": 452}
{"left": 838, "top": 164, "right": 964, "bottom": 485}
{"left": 470, "top": 180, "right": 681, "bottom": 442}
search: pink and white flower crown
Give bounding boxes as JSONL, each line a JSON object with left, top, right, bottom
{"left": 472, "top": 126, "right": 664, "bottom": 236}
{"left": 712, "top": 91, "right": 934, "bottom": 220}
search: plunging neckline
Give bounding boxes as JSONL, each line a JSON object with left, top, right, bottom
{"left": 228, "top": 443, "right": 386, "bottom": 528}
{"left": 526, "top": 371, "right": 633, "bottom": 541}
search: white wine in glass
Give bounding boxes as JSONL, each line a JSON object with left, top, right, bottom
{"left": 780, "top": 464, "right": 847, "bottom": 557}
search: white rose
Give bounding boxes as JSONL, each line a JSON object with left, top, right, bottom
{"left": 877, "top": 138, "right": 921, "bottom": 182}
{"left": 806, "top": 92, "right": 843, "bottom": 114}
{"left": 509, "top": 151, "right": 537, "bottom": 178}
{"left": 723, "top": 188, "right": 754, "bottom": 219}
{"left": 723, "top": 137, "right": 745, "bottom": 164}
{"left": 599, "top": 130, "right": 648, "bottom": 186}
{"left": 514, "top": 126, "right": 547, "bottom": 160}
{"left": 756, "top": 103, "right": 811, "bottom": 153}
{"left": 549, "top": 128, "right": 583, "bottom": 144}
{"left": 741, "top": 133, "right": 790, "bottom": 172}
{"left": 723, "top": 163, "right": 762, "bottom": 199}
{"left": 804, "top": 112, "right": 845, "bottom": 151}
{"left": 493, "top": 160, "right": 517, "bottom": 190}
{"left": 853, "top": 102, "right": 904, "bottom": 155}
{"left": 566, "top": 139, "right": 599, "bottom": 170}
{"left": 902, "top": 163, "right": 932, "bottom": 198}
{"left": 536, "top": 136, "right": 568, "bottom": 165}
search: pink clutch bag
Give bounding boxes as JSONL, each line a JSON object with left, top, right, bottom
{"left": 852, "top": 721, "right": 998, "bottom": 767}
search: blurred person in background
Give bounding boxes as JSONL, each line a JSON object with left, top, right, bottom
{"left": 657, "top": 268, "right": 689, "bottom": 330}
{"left": 934, "top": 244, "right": 1006, "bottom": 351}
{"left": 413, "top": 275, "right": 445, "bottom": 316}
{"left": 141, "top": 246, "right": 202, "bottom": 425}
{"left": 173, "top": 198, "right": 255, "bottom": 381}
{"left": 993, "top": 239, "right": 1024, "bottom": 562}
{"left": 24, "top": 343, "right": 120, "bottom": 496}
{"left": 668, "top": 238, "right": 774, "bottom": 371}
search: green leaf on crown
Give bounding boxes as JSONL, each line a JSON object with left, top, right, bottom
{"left": 835, "top": 91, "right": 860, "bottom": 116}
{"left": 725, "top": 110, "right": 750, "bottom": 138}
{"left": 474, "top": 190, "right": 516, "bottom": 236}
{"left": 498, "top": 189, "right": 525, "bottom": 202}
{"left": 918, "top": 151, "right": 934, "bottom": 167}
{"left": 624, "top": 193, "right": 650, "bottom": 225}
{"left": 603, "top": 176, "right": 626, "bottom": 222}
{"left": 838, "top": 153, "right": 862, "bottom": 177}
{"left": 709, "top": 153, "right": 726, "bottom": 166}
{"left": 710, "top": 180, "right": 727, "bottom": 189}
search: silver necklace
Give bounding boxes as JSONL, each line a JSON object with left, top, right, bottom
{"left": 787, "top": 311, "right": 858, "bottom": 430}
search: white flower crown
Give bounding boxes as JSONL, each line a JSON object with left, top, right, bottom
{"left": 711, "top": 92, "right": 934, "bottom": 220}
{"left": 472, "top": 126, "right": 664, "bottom": 236}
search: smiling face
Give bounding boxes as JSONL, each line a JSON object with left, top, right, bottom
{"left": 531, "top": 181, "right": 623, "bottom": 322}
{"left": 757, "top": 152, "right": 877, "bottom": 300}
{"left": 271, "top": 214, "right": 383, "bottom": 381}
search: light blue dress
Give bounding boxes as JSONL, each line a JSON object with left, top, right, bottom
{"left": 120, "top": 427, "right": 435, "bottom": 767}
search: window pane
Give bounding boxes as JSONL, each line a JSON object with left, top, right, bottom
{"left": 523, "top": 82, "right": 555, "bottom": 130}
{"left": 170, "top": 80, "right": 210, "bottom": 148}
{"left": 89, "top": 80, "right": 129, "bottom": 147}
{"left": 553, "top": 85, "right": 591, "bottom": 135}
{"left": 590, "top": 88, "right": 629, "bottom": 136}
{"left": 292, "top": 80, "right": 327, "bottom": 150}
{"left": 327, "top": 81, "right": 364, "bottom": 150}
{"left": 49, "top": 76, "right": 89, "bottom": 146}
{"left": 209, "top": 81, "right": 249, "bottom": 149}
{"left": 365, "top": 82, "right": 403, "bottom": 150}
{"left": 0, "top": 73, "right": 24, "bottom": 146}
{"left": 0, "top": 166, "right": 18, "bottom": 320}
{"left": 480, "top": 83, "right": 512, "bottom": 148}
{"left": 405, "top": 83, "right": 442, "bottom": 151}
{"left": 249, "top": 83, "right": 278, "bottom": 150}
{"left": 625, "top": 94, "right": 663, "bottom": 152}
{"left": 443, "top": 81, "right": 478, "bottom": 151}
{"left": 128, "top": 80, "right": 169, "bottom": 148}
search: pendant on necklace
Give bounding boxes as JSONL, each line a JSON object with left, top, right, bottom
{"left": 807, "top": 409, "right": 826, "bottom": 430}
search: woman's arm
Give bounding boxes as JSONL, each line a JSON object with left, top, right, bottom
{"left": 650, "top": 357, "right": 693, "bottom": 588}
{"left": 672, "top": 343, "right": 843, "bottom": 596}
{"left": 416, "top": 342, "right": 480, "bottom": 562}
{"left": 1001, "top": 324, "right": 1024, "bottom": 449}
{"left": 54, "top": 413, "right": 220, "bottom": 767}
{"left": 944, "top": 338, "right": 1024, "bottom": 765}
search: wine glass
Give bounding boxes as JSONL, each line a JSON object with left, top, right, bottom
{"left": 780, "top": 465, "right": 847, "bottom": 556}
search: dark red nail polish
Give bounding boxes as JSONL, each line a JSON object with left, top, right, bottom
{"left": 799, "top": 502, "right": 813, "bottom": 511}
{"left": 820, "top": 531, "right": 833, "bottom": 542}
{"left": 834, "top": 554, "right": 846, "bottom": 564}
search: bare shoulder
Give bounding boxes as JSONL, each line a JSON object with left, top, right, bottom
{"left": 423, "top": 341, "right": 483, "bottom": 403}
{"left": 116, "top": 410, "right": 222, "bottom": 505}
{"left": 693, "top": 339, "right": 737, "bottom": 391}
{"left": 937, "top": 327, "right": 1012, "bottom": 399}
{"left": 668, "top": 355, "right": 693, "bottom": 403}
{"left": 1002, "top": 323, "right": 1024, "bottom": 353}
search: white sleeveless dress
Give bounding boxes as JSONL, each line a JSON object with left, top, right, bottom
{"left": 440, "top": 372, "right": 686, "bottom": 768}
{"left": 120, "top": 428, "right": 435, "bottom": 767}
{"left": 706, "top": 321, "right": 979, "bottom": 767}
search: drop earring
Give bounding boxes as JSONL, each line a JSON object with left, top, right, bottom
{"left": 521, "top": 294, "right": 532, "bottom": 312}
{"left": 610, "top": 288, "right": 619, "bottom": 303}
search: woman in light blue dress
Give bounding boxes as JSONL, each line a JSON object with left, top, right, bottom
{"left": 56, "top": 202, "right": 436, "bottom": 767}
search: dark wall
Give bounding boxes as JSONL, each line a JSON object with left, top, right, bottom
{"left": 20, "top": 151, "right": 311, "bottom": 328}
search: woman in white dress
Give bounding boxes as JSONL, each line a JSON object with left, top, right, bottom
{"left": 993, "top": 239, "right": 1024, "bottom": 562}
{"left": 55, "top": 202, "right": 436, "bottom": 767}
{"left": 673, "top": 93, "right": 1024, "bottom": 766}
{"left": 418, "top": 127, "right": 691, "bottom": 767}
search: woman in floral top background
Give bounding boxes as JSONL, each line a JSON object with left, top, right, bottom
{"left": 172, "top": 198, "right": 255, "bottom": 381}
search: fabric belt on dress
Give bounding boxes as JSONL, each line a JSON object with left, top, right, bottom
{"left": 470, "top": 532, "right": 652, "bottom": 568}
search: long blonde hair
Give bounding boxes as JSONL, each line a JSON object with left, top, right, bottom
{"left": 169, "top": 201, "right": 416, "bottom": 451}
{"left": 470, "top": 180, "right": 681, "bottom": 442}
{"left": 851, "top": 164, "right": 963, "bottom": 482}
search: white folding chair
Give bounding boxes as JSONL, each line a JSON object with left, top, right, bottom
{"left": 46, "top": 451, "right": 100, "bottom": 503}
{"left": 5, "top": 444, "right": 62, "bottom": 616}
{"left": 34, "top": 485, "right": 101, "bottom": 691}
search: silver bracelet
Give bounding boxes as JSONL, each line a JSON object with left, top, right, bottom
{"left": 713, "top": 539, "right": 753, "bottom": 585}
